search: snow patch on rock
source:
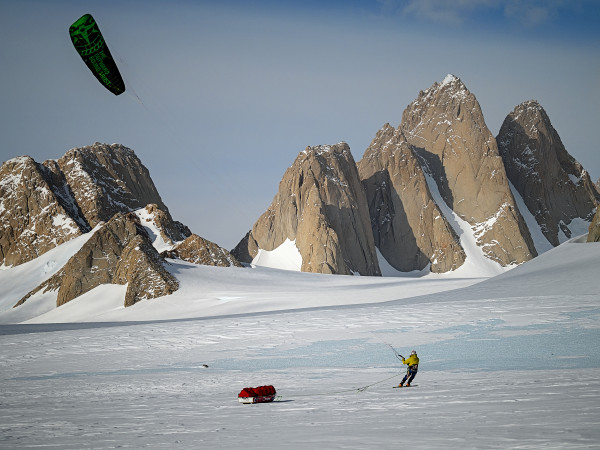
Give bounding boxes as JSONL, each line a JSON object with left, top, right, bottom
{"left": 134, "top": 207, "right": 174, "bottom": 253}
{"left": 252, "top": 239, "right": 303, "bottom": 272}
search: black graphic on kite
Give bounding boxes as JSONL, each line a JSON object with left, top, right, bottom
{"left": 69, "top": 13, "right": 125, "bottom": 95}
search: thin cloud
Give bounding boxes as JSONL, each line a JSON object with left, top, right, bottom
{"left": 503, "top": 0, "right": 568, "bottom": 27}
{"left": 388, "top": 0, "right": 579, "bottom": 27}
{"left": 400, "top": 0, "right": 496, "bottom": 25}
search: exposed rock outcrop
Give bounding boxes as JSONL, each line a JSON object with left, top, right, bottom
{"left": 15, "top": 212, "right": 178, "bottom": 308}
{"left": 135, "top": 203, "right": 191, "bottom": 251}
{"left": 400, "top": 75, "right": 537, "bottom": 266}
{"left": 163, "top": 234, "right": 242, "bottom": 267}
{"left": 55, "top": 143, "right": 168, "bottom": 228}
{"left": 4, "top": 143, "right": 248, "bottom": 315}
{"left": 1, "top": 143, "right": 169, "bottom": 267}
{"left": 232, "top": 142, "right": 380, "bottom": 275}
{"left": 497, "top": 101, "right": 600, "bottom": 246}
{"left": 0, "top": 156, "right": 86, "bottom": 266}
{"left": 358, "top": 124, "right": 466, "bottom": 272}
{"left": 588, "top": 208, "right": 600, "bottom": 242}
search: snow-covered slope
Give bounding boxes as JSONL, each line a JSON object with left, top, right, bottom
{"left": 250, "top": 164, "right": 517, "bottom": 279}
{"left": 13, "top": 259, "right": 480, "bottom": 324}
{"left": 251, "top": 238, "right": 303, "bottom": 271}
{"left": 1, "top": 214, "right": 597, "bottom": 324}
{"left": 420, "top": 170, "right": 515, "bottom": 278}
{"left": 0, "top": 230, "right": 98, "bottom": 323}
{"left": 134, "top": 207, "right": 176, "bottom": 253}
{"left": 0, "top": 237, "right": 598, "bottom": 448}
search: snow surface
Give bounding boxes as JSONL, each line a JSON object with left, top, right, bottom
{"left": 441, "top": 73, "right": 458, "bottom": 86}
{"left": 558, "top": 217, "right": 591, "bottom": 244}
{"left": 251, "top": 238, "right": 303, "bottom": 272}
{"left": 421, "top": 170, "right": 514, "bottom": 278}
{"left": 0, "top": 235, "right": 599, "bottom": 448}
{"left": 134, "top": 207, "right": 176, "bottom": 253}
{"left": 569, "top": 173, "right": 581, "bottom": 185}
{"left": 0, "top": 229, "right": 98, "bottom": 321}
{"left": 508, "top": 180, "right": 554, "bottom": 254}
{"left": 508, "top": 180, "right": 593, "bottom": 250}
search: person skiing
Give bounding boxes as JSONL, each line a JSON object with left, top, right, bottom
{"left": 398, "top": 350, "right": 419, "bottom": 387}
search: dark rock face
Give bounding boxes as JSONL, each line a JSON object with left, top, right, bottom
{"left": 399, "top": 75, "right": 536, "bottom": 266}
{"left": 358, "top": 124, "right": 466, "bottom": 273}
{"left": 497, "top": 101, "right": 600, "bottom": 246}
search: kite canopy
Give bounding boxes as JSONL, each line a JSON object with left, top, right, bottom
{"left": 69, "top": 13, "right": 125, "bottom": 95}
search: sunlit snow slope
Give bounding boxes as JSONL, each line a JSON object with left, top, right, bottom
{"left": 0, "top": 238, "right": 598, "bottom": 448}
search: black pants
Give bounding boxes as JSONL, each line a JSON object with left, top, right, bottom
{"left": 401, "top": 366, "right": 418, "bottom": 385}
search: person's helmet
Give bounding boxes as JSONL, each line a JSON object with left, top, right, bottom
{"left": 411, "top": 350, "right": 417, "bottom": 355}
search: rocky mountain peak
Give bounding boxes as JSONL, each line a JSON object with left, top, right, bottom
{"left": 163, "top": 234, "right": 242, "bottom": 267}
{"left": 55, "top": 142, "right": 168, "bottom": 228}
{"left": 0, "top": 143, "right": 170, "bottom": 268}
{"left": 233, "top": 142, "right": 380, "bottom": 275}
{"left": 440, "top": 73, "right": 461, "bottom": 86}
{"left": 0, "top": 155, "right": 85, "bottom": 266}
{"left": 134, "top": 203, "right": 191, "bottom": 252}
{"left": 300, "top": 142, "right": 351, "bottom": 157}
{"left": 400, "top": 75, "right": 536, "bottom": 266}
{"left": 408, "top": 74, "right": 470, "bottom": 123}
{"left": 358, "top": 125, "right": 466, "bottom": 273}
{"left": 3, "top": 143, "right": 242, "bottom": 315}
{"left": 437, "top": 74, "right": 469, "bottom": 96}
{"left": 497, "top": 100, "right": 600, "bottom": 246}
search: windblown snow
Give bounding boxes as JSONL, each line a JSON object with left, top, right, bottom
{"left": 0, "top": 232, "right": 599, "bottom": 448}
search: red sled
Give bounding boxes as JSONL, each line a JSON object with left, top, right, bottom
{"left": 238, "top": 385, "right": 277, "bottom": 404}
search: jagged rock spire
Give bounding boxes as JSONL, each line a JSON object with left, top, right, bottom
{"left": 497, "top": 100, "right": 600, "bottom": 246}
{"left": 233, "top": 142, "right": 380, "bottom": 275}
{"left": 358, "top": 124, "right": 466, "bottom": 273}
{"left": 399, "top": 75, "right": 537, "bottom": 266}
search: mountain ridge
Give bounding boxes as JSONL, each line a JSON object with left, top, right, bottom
{"left": 237, "top": 75, "right": 596, "bottom": 276}
{"left": 1, "top": 74, "right": 598, "bottom": 322}
{"left": 0, "top": 144, "right": 241, "bottom": 313}
{"left": 497, "top": 100, "right": 600, "bottom": 247}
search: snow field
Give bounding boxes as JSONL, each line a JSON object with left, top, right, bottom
{"left": 1, "top": 264, "right": 599, "bottom": 448}
{"left": 0, "top": 234, "right": 599, "bottom": 447}
{"left": 3, "top": 366, "right": 598, "bottom": 449}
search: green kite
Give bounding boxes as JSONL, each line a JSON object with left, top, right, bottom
{"left": 69, "top": 13, "right": 125, "bottom": 95}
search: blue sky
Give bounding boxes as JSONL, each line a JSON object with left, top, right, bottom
{"left": 1, "top": 0, "right": 599, "bottom": 249}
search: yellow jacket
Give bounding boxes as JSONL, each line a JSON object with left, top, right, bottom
{"left": 402, "top": 354, "right": 419, "bottom": 368}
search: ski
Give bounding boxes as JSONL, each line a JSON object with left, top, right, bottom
{"left": 393, "top": 385, "right": 417, "bottom": 388}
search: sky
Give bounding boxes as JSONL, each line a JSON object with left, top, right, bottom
{"left": 1, "top": 0, "right": 599, "bottom": 250}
